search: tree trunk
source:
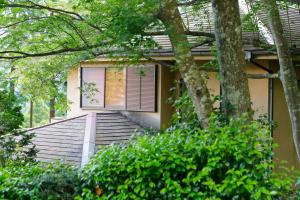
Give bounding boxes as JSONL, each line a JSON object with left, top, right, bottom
{"left": 212, "top": 0, "right": 253, "bottom": 120}
{"left": 29, "top": 101, "right": 33, "bottom": 128}
{"left": 49, "top": 98, "right": 55, "bottom": 123}
{"left": 158, "top": 0, "right": 213, "bottom": 128}
{"left": 263, "top": 0, "right": 300, "bottom": 161}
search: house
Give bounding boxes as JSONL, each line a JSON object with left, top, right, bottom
{"left": 29, "top": 2, "right": 300, "bottom": 169}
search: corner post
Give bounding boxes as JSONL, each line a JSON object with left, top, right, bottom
{"left": 81, "top": 112, "right": 96, "bottom": 167}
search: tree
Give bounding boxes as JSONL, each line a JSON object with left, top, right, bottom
{"left": 261, "top": 0, "right": 300, "bottom": 161}
{"left": 0, "top": 89, "right": 24, "bottom": 135}
{"left": 12, "top": 56, "right": 76, "bottom": 124}
{"left": 212, "top": 0, "right": 253, "bottom": 120}
{"left": 157, "top": 0, "right": 213, "bottom": 127}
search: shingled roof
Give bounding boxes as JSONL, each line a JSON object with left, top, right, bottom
{"left": 28, "top": 112, "right": 144, "bottom": 166}
{"left": 95, "top": 113, "right": 143, "bottom": 148}
{"left": 130, "top": 1, "right": 300, "bottom": 57}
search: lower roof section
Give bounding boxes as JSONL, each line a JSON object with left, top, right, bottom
{"left": 28, "top": 115, "right": 87, "bottom": 166}
{"left": 27, "top": 112, "right": 144, "bottom": 166}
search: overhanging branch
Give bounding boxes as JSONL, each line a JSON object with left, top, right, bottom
{"left": 0, "top": 2, "right": 103, "bottom": 32}
{"left": 246, "top": 73, "right": 279, "bottom": 79}
{"left": 1, "top": 3, "right": 83, "bottom": 20}
{"left": 0, "top": 43, "right": 108, "bottom": 59}
{"left": 177, "top": 0, "right": 203, "bottom": 6}
{"left": 146, "top": 30, "right": 215, "bottom": 38}
{"left": 0, "top": 17, "right": 49, "bottom": 29}
{"left": 198, "top": 67, "right": 279, "bottom": 79}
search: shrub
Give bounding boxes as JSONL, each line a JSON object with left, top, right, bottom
{"left": 78, "top": 116, "right": 298, "bottom": 200}
{"left": 0, "top": 130, "right": 37, "bottom": 167}
{"left": 167, "top": 90, "right": 201, "bottom": 131}
{"left": 0, "top": 162, "right": 81, "bottom": 200}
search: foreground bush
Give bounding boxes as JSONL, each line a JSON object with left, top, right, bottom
{"left": 0, "top": 130, "right": 37, "bottom": 167}
{"left": 0, "top": 162, "right": 80, "bottom": 200}
{"left": 79, "top": 116, "right": 298, "bottom": 200}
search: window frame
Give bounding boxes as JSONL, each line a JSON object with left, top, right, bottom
{"left": 80, "top": 65, "right": 158, "bottom": 112}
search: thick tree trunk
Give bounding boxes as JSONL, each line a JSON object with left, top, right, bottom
{"left": 49, "top": 98, "right": 55, "bottom": 123}
{"left": 29, "top": 101, "right": 33, "bottom": 128}
{"left": 263, "top": 0, "right": 300, "bottom": 161}
{"left": 212, "top": 0, "right": 253, "bottom": 120}
{"left": 158, "top": 0, "right": 213, "bottom": 128}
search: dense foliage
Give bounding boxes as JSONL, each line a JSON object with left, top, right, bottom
{"left": 0, "top": 115, "right": 299, "bottom": 199}
{"left": 78, "top": 116, "right": 298, "bottom": 200}
{"left": 0, "top": 163, "right": 80, "bottom": 200}
{"left": 0, "top": 130, "right": 37, "bottom": 167}
{"left": 0, "top": 89, "right": 24, "bottom": 134}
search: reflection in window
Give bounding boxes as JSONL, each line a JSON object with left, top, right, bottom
{"left": 81, "top": 68, "right": 105, "bottom": 107}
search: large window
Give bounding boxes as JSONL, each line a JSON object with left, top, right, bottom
{"left": 81, "top": 65, "right": 157, "bottom": 112}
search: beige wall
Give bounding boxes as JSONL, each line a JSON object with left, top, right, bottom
{"left": 160, "top": 66, "right": 176, "bottom": 129}
{"left": 273, "top": 78, "right": 300, "bottom": 169}
{"left": 67, "top": 62, "right": 163, "bottom": 129}
{"left": 247, "top": 62, "right": 270, "bottom": 118}
{"left": 270, "top": 61, "right": 300, "bottom": 169}
{"left": 67, "top": 67, "right": 81, "bottom": 116}
{"left": 196, "top": 61, "right": 269, "bottom": 117}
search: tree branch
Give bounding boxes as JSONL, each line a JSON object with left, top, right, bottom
{"left": 1, "top": 3, "right": 83, "bottom": 20}
{"left": 146, "top": 30, "right": 215, "bottom": 38}
{"left": 246, "top": 73, "right": 279, "bottom": 79}
{"left": 0, "top": 2, "right": 103, "bottom": 32}
{"left": 0, "top": 17, "right": 49, "bottom": 29}
{"left": 177, "top": 0, "right": 203, "bottom": 6}
{"left": 0, "top": 43, "right": 108, "bottom": 59}
{"left": 143, "top": 56, "right": 175, "bottom": 68}
{"left": 190, "top": 39, "right": 214, "bottom": 49}
{"left": 198, "top": 66, "right": 279, "bottom": 79}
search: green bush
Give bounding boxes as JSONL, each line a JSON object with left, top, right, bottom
{"left": 0, "top": 130, "right": 37, "bottom": 167}
{"left": 78, "top": 116, "right": 298, "bottom": 200}
{"left": 0, "top": 162, "right": 80, "bottom": 200}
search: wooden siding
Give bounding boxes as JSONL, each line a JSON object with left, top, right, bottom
{"left": 29, "top": 116, "right": 86, "bottom": 166}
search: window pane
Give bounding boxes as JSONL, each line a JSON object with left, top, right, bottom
{"left": 81, "top": 67, "right": 105, "bottom": 108}
{"left": 105, "top": 68, "right": 126, "bottom": 109}
{"left": 141, "top": 66, "right": 156, "bottom": 111}
{"left": 126, "top": 66, "right": 156, "bottom": 112}
{"left": 126, "top": 67, "right": 141, "bottom": 110}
